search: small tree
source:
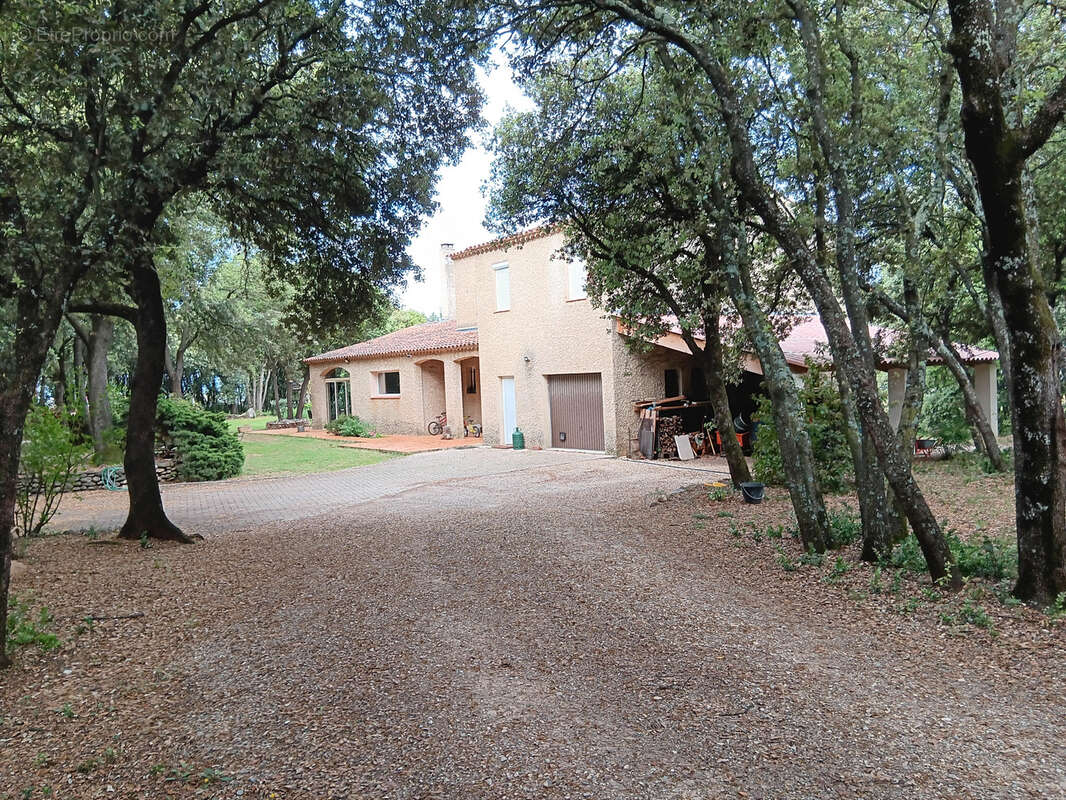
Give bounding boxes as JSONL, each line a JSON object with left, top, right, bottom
{"left": 752, "top": 362, "right": 853, "bottom": 495}
{"left": 15, "top": 407, "right": 90, "bottom": 539}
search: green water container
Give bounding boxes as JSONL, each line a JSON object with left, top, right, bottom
{"left": 512, "top": 427, "right": 525, "bottom": 450}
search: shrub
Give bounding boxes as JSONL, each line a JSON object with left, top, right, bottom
{"left": 6, "top": 595, "right": 61, "bottom": 654}
{"left": 826, "top": 510, "right": 863, "bottom": 549}
{"left": 752, "top": 361, "right": 853, "bottom": 493}
{"left": 16, "top": 405, "right": 91, "bottom": 537}
{"left": 157, "top": 397, "right": 244, "bottom": 481}
{"left": 889, "top": 530, "right": 1018, "bottom": 581}
{"left": 324, "top": 414, "right": 375, "bottom": 438}
{"left": 918, "top": 365, "right": 1006, "bottom": 451}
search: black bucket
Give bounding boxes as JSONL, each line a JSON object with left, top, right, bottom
{"left": 740, "top": 482, "right": 765, "bottom": 504}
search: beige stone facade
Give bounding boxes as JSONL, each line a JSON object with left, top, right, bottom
{"left": 307, "top": 227, "right": 999, "bottom": 453}
{"left": 306, "top": 229, "right": 714, "bottom": 454}
{"left": 460, "top": 232, "right": 613, "bottom": 450}
{"left": 308, "top": 349, "right": 480, "bottom": 437}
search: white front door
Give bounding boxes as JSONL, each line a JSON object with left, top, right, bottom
{"left": 500, "top": 376, "right": 516, "bottom": 440}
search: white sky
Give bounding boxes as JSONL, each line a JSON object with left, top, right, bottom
{"left": 399, "top": 60, "right": 534, "bottom": 317}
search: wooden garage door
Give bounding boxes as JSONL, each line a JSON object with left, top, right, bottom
{"left": 548, "top": 373, "right": 605, "bottom": 451}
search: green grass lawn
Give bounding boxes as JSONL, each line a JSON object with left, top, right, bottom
{"left": 240, "top": 432, "right": 396, "bottom": 477}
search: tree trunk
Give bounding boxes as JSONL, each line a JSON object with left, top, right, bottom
{"left": 832, "top": 357, "right": 901, "bottom": 561}
{"left": 622, "top": 7, "right": 951, "bottom": 577}
{"left": 700, "top": 313, "right": 751, "bottom": 487}
{"left": 947, "top": 0, "right": 1066, "bottom": 602}
{"left": 164, "top": 347, "right": 184, "bottom": 398}
{"left": 867, "top": 283, "right": 1004, "bottom": 470}
{"left": 712, "top": 73, "right": 957, "bottom": 583}
{"left": 119, "top": 263, "right": 196, "bottom": 543}
{"left": 0, "top": 390, "right": 35, "bottom": 670}
{"left": 933, "top": 339, "right": 1003, "bottom": 468}
{"left": 795, "top": 1, "right": 903, "bottom": 559}
{"left": 1, "top": 286, "right": 73, "bottom": 666}
{"left": 717, "top": 232, "right": 829, "bottom": 552}
{"left": 285, "top": 367, "right": 294, "bottom": 421}
{"left": 72, "top": 333, "right": 90, "bottom": 421}
{"left": 295, "top": 366, "right": 310, "bottom": 420}
{"left": 897, "top": 357, "right": 926, "bottom": 455}
{"left": 86, "top": 315, "right": 114, "bottom": 457}
{"left": 271, "top": 362, "right": 281, "bottom": 418}
{"left": 53, "top": 338, "right": 68, "bottom": 412}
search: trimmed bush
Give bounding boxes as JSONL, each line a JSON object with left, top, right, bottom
{"left": 324, "top": 414, "right": 375, "bottom": 438}
{"left": 157, "top": 397, "right": 244, "bottom": 481}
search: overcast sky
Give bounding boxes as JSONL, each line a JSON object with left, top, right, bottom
{"left": 399, "top": 60, "right": 534, "bottom": 317}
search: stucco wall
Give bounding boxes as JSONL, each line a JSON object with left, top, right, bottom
{"left": 609, "top": 333, "right": 699, "bottom": 456}
{"left": 456, "top": 231, "right": 619, "bottom": 452}
{"left": 420, "top": 360, "right": 446, "bottom": 424}
{"left": 459, "top": 356, "right": 482, "bottom": 425}
{"left": 308, "top": 349, "right": 479, "bottom": 435}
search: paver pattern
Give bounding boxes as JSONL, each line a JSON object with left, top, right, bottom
{"left": 50, "top": 447, "right": 605, "bottom": 534}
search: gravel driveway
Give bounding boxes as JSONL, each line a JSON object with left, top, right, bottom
{"left": 5, "top": 454, "right": 1065, "bottom": 799}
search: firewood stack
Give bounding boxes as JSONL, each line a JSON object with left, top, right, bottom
{"left": 656, "top": 415, "right": 685, "bottom": 458}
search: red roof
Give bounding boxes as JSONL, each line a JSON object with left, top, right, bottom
{"left": 304, "top": 320, "right": 478, "bottom": 364}
{"left": 449, "top": 225, "right": 558, "bottom": 261}
{"left": 654, "top": 314, "right": 997, "bottom": 369}
{"left": 777, "top": 316, "right": 998, "bottom": 368}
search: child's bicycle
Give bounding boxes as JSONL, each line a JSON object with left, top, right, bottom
{"left": 427, "top": 410, "right": 447, "bottom": 436}
{"left": 464, "top": 417, "right": 482, "bottom": 438}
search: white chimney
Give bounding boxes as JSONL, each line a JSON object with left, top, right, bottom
{"left": 441, "top": 242, "right": 456, "bottom": 320}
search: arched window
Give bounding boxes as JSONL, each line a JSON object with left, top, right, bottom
{"left": 324, "top": 368, "right": 351, "bottom": 420}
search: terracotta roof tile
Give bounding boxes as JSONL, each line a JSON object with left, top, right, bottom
{"left": 448, "top": 225, "right": 558, "bottom": 261}
{"left": 777, "top": 316, "right": 998, "bottom": 368}
{"left": 654, "top": 313, "right": 997, "bottom": 368}
{"left": 304, "top": 320, "right": 478, "bottom": 364}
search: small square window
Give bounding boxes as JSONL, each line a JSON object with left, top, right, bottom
{"left": 376, "top": 371, "right": 400, "bottom": 395}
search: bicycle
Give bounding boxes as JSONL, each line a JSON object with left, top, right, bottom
{"left": 464, "top": 417, "right": 482, "bottom": 438}
{"left": 427, "top": 410, "right": 446, "bottom": 436}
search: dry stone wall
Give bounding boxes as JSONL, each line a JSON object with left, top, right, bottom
{"left": 19, "top": 458, "right": 180, "bottom": 493}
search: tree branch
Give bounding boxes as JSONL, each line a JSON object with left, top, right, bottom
{"left": 1019, "top": 71, "right": 1066, "bottom": 157}
{"left": 67, "top": 302, "right": 137, "bottom": 322}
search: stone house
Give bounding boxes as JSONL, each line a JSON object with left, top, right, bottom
{"left": 305, "top": 227, "right": 999, "bottom": 454}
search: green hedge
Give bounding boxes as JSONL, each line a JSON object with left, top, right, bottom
{"left": 158, "top": 397, "right": 244, "bottom": 481}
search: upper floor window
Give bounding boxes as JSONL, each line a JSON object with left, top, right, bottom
{"left": 494, "top": 262, "right": 510, "bottom": 311}
{"left": 567, "top": 259, "right": 587, "bottom": 300}
{"left": 375, "top": 371, "right": 400, "bottom": 396}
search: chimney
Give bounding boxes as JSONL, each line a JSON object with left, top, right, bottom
{"left": 441, "top": 242, "right": 456, "bottom": 320}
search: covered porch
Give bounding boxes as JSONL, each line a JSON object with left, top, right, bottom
{"left": 417, "top": 353, "right": 481, "bottom": 438}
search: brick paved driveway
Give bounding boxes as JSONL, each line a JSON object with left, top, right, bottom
{"left": 49, "top": 448, "right": 618, "bottom": 535}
